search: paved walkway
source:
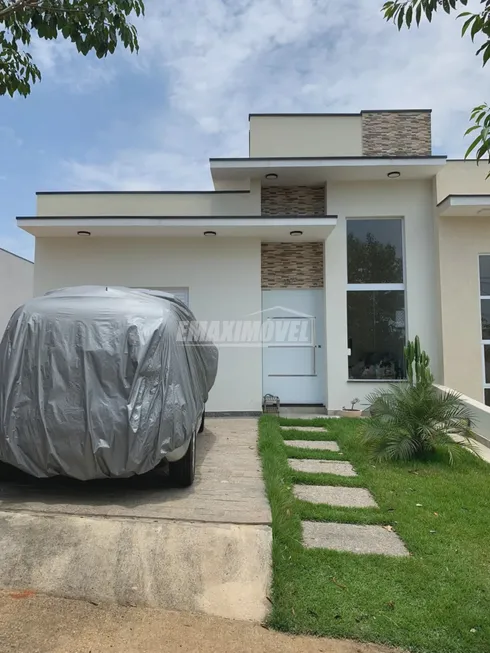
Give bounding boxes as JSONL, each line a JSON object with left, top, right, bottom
{"left": 284, "top": 418, "right": 408, "bottom": 557}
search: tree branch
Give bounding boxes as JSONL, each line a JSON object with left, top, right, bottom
{"left": 0, "top": 0, "right": 110, "bottom": 19}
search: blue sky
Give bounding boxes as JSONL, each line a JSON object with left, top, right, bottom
{"left": 0, "top": 0, "right": 486, "bottom": 260}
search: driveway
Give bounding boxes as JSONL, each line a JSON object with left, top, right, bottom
{"left": 0, "top": 419, "right": 272, "bottom": 621}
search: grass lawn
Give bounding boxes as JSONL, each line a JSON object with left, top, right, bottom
{"left": 258, "top": 414, "right": 490, "bottom": 653}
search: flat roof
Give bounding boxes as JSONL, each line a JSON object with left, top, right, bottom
{"left": 249, "top": 109, "right": 432, "bottom": 118}
{"left": 210, "top": 155, "right": 446, "bottom": 162}
{"left": 36, "top": 190, "right": 250, "bottom": 196}
{"left": 0, "top": 246, "right": 33, "bottom": 264}
{"left": 18, "top": 214, "right": 338, "bottom": 221}
{"left": 437, "top": 193, "right": 490, "bottom": 207}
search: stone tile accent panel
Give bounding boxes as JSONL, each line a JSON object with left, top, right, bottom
{"left": 362, "top": 110, "right": 431, "bottom": 156}
{"left": 261, "top": 242, "right": 324, "bottom": 289}
{"left": 286, "top": 440, "right": 340, "bottom": 452}
{"left": 294, "top": 485, "right": 378, "bottom": 507}
{"left": 280, "top": 426, "right": 327, "bottom": 433}
{"left": 261, "top": 186, "right": 325, "bottom": 215}
{"left": 289, "top": 459, "right": 357, "bottom": 476}
{"left": 302, "top": 522, "right": 409, "bottom": 556}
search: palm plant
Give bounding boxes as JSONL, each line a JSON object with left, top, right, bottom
{"left": 363, "top": 337, "right": 478, "bottom": 464}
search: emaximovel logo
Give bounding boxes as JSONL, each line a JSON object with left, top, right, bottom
{"left": 177, "top": 306, "right": 315, "bottom": 347}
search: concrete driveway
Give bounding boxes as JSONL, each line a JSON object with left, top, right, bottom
{"left": 0, "top": 419, "right": 272, "bottom": 621}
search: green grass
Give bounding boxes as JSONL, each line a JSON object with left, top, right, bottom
{"left": 258, "top": 415, "right": 490, "bottom": 653}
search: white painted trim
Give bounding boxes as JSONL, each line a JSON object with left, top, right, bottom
{"left": 445, "top": 195, "right": 490, "bottom": 208}
{"left": 438, "top": 195, "right": 490, "bottom": 217}
{"left": 347, "top": 283, "right": 405, "bottom": 292}
{"left": 210, "top": 157, "right": 446, "bottom": 170}
{"left": 17, "top": 216, "right": 337, "bottom": 229}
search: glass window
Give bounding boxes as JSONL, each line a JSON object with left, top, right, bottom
{"left": 484, "top": 345, "right": 490, "bottom": 384}
{"left": 479, "top": 256, "right": 490, "bottom": 402}
{"left": 347, "top": 219, "right": 403, "bottom": 284}
{"left": 480, "top": 256, "right": 490, "bottom": 296}
{"left": 347, "top": 218, "right": 406, "bottom": 381}
{"left": 481, "top": 300, "right": 490, "bottom": 339}
{"left": 348, "top": 291, "right": 405, "bottom": 380}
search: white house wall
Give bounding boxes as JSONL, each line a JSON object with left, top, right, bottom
{"left": 34, "top": 237, "right": 263, "bottom": 413}
{"left": 325, "top": 180, "right": 442, "bottom": 411}
{"left": 0, "top": 249, "right": 33, "bottom": 337}
{"left": 436, "top": 160, "right": 490, "bottom": 203}
{"left": 36, "top": 186, "right": 261, "bottom": 218}
{"left": 249, "top": 115, "right": 363, "bottom": 158}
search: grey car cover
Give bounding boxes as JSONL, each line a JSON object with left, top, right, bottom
{"left": 0, "top": 286, "right": 218, "bottom": 480}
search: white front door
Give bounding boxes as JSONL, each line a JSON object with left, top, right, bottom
{"left": 262, "top": 289, "right": 325, "bottom": 405}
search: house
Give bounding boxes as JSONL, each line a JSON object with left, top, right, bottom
{"left": 0, "top": 247, "right": 33, "bottom": 337}
{"left": 16, "top": 110, "right": 490, "bottom": 414}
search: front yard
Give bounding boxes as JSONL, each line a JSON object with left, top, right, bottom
{"left": 259, "top": 415, "right": 490, "bottom": 653}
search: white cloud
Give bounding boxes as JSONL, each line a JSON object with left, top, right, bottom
{"left": 30, "top": 37, "right": 116, "bottom": 93}
{"left": 61, "top": 0, "right": 489, "bottom": 190}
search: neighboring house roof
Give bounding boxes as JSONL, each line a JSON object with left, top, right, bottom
{"left": 0, "top": 247, "right": 33, "bottom": 265}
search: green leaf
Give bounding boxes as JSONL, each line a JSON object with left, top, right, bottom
{"left": 0, "top": 0, "right": 145, "bottom": 98}
{"left": 406, "top": 5, "right": 413, "bottom": 28}
{"left": 416, "top": 2, "right": 422, "bottom": 25}
{"left": 397, "top": 6, "right": 405, "bottom": 30}
{"left": 466, "top": 134, "right": 483, "bottom": 158}
{"left": 471, "top": 16, "right": 481, "bottom": 41}
{"left": 483, "top": 43, "right": 490, "bottom": 67}
{"left": 461, "top": 15, "right": 475, "bottom": 37}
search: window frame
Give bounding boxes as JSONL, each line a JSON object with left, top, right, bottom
{"left": 479, "top": 254, "right": 490, "bottom": 403}
{"left": 346, "top": 216, "right": 407, "bottom": 382}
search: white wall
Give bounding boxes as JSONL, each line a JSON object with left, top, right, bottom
{"left": 435, "top": 385, "right": 490, "bottom": 450}
{"left": 436, "top": 160, "right": 490, "bottom": 203}
{"left": 249, "top": 115, "right": 363, "bottom": 158}
{"left": 325, "top": 180, "right": 442, "bottom": 411}
{"left": 34, "top": 237, "right": 262, "bottom": 413}
{"left": 436, "top": 215, "right": 490, "bottom": 401}
{"left": 37, "top": 188, "right": 261, "bottom": 217}
{"left": 0, "top": 248, "right": 33, "bottom": 337}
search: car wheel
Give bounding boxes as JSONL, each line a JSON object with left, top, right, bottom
{"left": 169, "top": 430, "right": 196, "bottom": 488}
{"left": 198, "top": 411, "right": 205, "bottom": 434}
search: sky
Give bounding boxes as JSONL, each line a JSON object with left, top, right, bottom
{"left": 0, "top": 0, "right": 487, "bottom": 260}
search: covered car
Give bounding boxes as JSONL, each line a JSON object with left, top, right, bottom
{"left": 0, "top": 286, "right": 218, "bottom": 485}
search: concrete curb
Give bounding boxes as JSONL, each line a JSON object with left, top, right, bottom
{"left": 0, "top": 510, "right": 272, "bottom": 622}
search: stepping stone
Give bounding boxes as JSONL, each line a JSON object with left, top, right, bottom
{"left": 302, "top": 522, "right": 408, "bottom": 556}
{"left": 294, "top": 485, "right": 378, "bottom": 508}
{"left": 286, "top": 440, "right": 340, "bottom": 452}
{"left": 289, "top": 459, "right": 357, "bottom": 476}
{"left": 281, "top": 426, "right": 327, "bottom": 433}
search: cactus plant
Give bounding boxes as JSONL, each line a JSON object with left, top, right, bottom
{"left": 404, "top": 335, "right": 433, "bottom": 386}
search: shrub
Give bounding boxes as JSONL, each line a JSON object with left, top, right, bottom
{"left": 362, "top": 337, "right": 477, "bottom": 464}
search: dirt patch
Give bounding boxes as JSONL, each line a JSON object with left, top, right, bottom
{"left": 0, "top": 591, "right": 403, "bottom": 653}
